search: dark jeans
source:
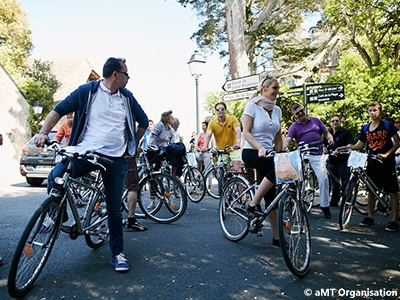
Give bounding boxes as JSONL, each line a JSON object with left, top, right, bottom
{"left": 48, "top": 156, "right": 128, "bottom": 257}
{"left": 327, "top": 160, "right": 350, "bottom": 205}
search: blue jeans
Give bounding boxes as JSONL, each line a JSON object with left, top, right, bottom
{"left": 48, "top": 156, "right": 128, "bottom": 257}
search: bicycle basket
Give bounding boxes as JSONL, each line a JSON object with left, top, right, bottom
{"left": 274, "top": 151, "right": 302, "bottom": 184}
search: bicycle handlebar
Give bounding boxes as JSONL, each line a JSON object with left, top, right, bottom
{"left": 45, "top": 140, "right": 114, "bottom": 169}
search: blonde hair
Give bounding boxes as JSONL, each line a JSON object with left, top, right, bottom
{"left": 250, "top": 75, "right": 278, "bottom": 100}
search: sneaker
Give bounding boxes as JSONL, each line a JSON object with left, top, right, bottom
{"left": 359, "top": 216, "right": 374, "bottom": 227}
{"left": 385, "top": 221, "right": 399, "bottom": 232}
{"left": 126, "top": 218, "right": 148, "bottom": 231}
{"left": 39, "top": 218, "right": 54, "bottom": 234}
{"left": 147, "top": 199, "right": 155, "bottom": 209}
{"left": 272, "top": 238, "right": 280, "bottom": 247}
{"left": 111, "top": 253, "right": 129, "bottom": 272}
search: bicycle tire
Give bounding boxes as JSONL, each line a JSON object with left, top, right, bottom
{"left": 219, "top": 177, "right": 251, "bottom": 241}
{"left": 138, "top": 173, "right": 188, "bottom": 224}
{"left": 204, "top": 167, "right": 220, "bottom": 199}
{"left": 184, "top": 166, "right": 206, "bottom": 203}
{"left": 8, "top": 196, "right": 63, "bottom": 298}
{"left": 339, "top": 177, "right": 358, "bottom": 229}
{"left": 303, "top": 166, "right": 317, "bottom": 213}
{"left": 84, "top": 193, "right": 109, "bottom": 248}
{"left": 278, "top": 191, "right": 311, "bottom": 277}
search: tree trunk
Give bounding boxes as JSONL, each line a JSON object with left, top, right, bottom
{"left": 225, "top": 0, "right": 248, "bottom": 78}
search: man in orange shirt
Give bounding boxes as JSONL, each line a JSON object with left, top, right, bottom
{"left": 54, "top": 112, "right": 74, "bottom": 145}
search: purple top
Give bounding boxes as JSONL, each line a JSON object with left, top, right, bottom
{"left": 287, "top": 117, "right": 327, "bottom": 154}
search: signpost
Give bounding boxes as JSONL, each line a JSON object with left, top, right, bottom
{"left": 222, "top": 74, "right": 259, "bottom": 101}
{"left": 222, "top": 74, "right": 259, "bottom": 93}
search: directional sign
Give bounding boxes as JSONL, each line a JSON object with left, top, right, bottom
{"left": 307, "top": 84, "right": 344, "bottom": 96}
{"left": 307, "top": 92, "right": 345, "bottom": 103}
{"left": 223, "top": 90, "right": 257, "bottom": 101}
{"left": 222, "top": 74, "right": 259, "bottom": 93}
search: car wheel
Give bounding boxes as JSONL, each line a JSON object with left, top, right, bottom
{"left": 26, "top": 178, "right": 44, "bottom": 186}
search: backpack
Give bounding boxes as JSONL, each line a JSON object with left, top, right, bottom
{"left": 362, "top": 120, "right": 390, "bottom": 135}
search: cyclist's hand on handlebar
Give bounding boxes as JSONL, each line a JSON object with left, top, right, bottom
{"left": 34, "top": 133, "right": 49, "bottom": 148}
{"left": 258, "top": 147, "right": 268, "bottom": 158}
{"left": 232, "top": 143, "right": 241, "bottom": 150}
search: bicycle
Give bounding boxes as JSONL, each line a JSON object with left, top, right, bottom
{"left": 182, "top": 157, "right": 206, "bottom": 203}
{"left": 219, "top": 143, "right": 315, "bottom": 277}
{"left": 338, "top": 151, "right": 398, "bottom": 229}
{"left": 8, "top": 142, "right": 111, "bottom": 298}
{"left": 135, "top": 148, "right": 188, "bottom": 224}
{"left": 203, "top": 146, "right": 237, "bottom": 199}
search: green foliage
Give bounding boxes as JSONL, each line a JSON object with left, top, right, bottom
{"left": 21, "top": 60, "right": 61, "bottom": 135}
{"left": 0, "top": 0, "right": 32, "bottom": 81}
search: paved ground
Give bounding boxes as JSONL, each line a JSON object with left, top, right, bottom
{"left": 0, "top": 178, "right": 399, "bottom": 300}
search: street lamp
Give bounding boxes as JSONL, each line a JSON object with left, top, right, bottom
{"left": 33, "top": 102, "right": 43, "bottom": 134}
{"left": 187, "top": 50, "right": 206, "bottom": 134}
{"left": 33, "top": 102, "right": 43, "bottom": 115}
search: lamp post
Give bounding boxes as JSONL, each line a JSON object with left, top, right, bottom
{"left": 33, "top": 102, "right": 43, "bottom": 134}
{"left": 187, "top": 50, "right": 206, "bottom": 134}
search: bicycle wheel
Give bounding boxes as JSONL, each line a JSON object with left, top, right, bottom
{"left": 84, "top": 193, "right": 109, "bottom": 248}
{"left": 184, "top": 166, "right": 206, "bottom": 203}
{"left": 303, "top": 166, "right": 317, "bottom": 212}
{"left": 8, "top": 196, "right": 63, "bottom": 298}
{"left": 138, "top": 173, "right": 188, "bottom": 224}
{"left": 279, "top": 191, "right": 311, "bottom": 277}
{"left": 204, "top": 167, "right": 220, "bottom": 199}
{"left": 219, "top": 177, "right": 251, "bottom": 241}
{"left": 339, "top": 177, "right": 358, "bottom": 229}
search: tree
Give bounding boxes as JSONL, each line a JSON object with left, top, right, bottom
{"left": 0, "top": 0, "right": 32, "bottom": 81}
{"left": 21, "top": 59, "right": 61, "bottom": 135}
{"left": 177, "top": 0, "right": 320, "bottom": 77}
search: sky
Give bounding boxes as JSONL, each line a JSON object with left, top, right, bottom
{"left": 20, "top": 0, "right": 227, "bottom": 142}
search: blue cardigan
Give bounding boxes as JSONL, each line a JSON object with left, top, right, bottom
{"left": 53, "top": 80, "right": 148, "bottom": 157}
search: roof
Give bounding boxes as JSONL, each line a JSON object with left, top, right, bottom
{"left": 50, "top": 58, "right": 100, "bottom": 101}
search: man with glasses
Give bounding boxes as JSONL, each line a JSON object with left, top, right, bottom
{"left": 201, "top": 102, "right": 242, "bottom": 172}
{"left": 323, "top": 115, "right": 355, "bottom": 207}
{"left": 35, "top": 57, "right": 149, "bottom": 272}
{"left": 283, "top": 103, "right": 334, "bottom": 219}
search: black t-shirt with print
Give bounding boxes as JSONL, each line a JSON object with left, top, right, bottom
{"left": 359, "top": 120, "right": 398, "bottom": 156}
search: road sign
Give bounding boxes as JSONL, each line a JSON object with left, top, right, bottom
{"left": 223, "top": 90, "right": 257, "bottom": 101}
{"left": 222, "top": 74, "right": 259, "bottom": 93}
{"left": 307, "top": 84, "right": 344, "bottom": 96}
{"left": 307, "top": 92, "right": 345, "bottom": 103}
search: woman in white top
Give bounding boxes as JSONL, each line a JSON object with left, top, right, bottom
{"left": 241, "top": 75, "right": 282, "bottom": 247}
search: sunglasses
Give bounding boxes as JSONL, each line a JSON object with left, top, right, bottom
{"left": 116, "top": 70, "right": 129, "bottom": 77}
{"left": 395, "top": 121, "right": 400, "bottom": 124}
{"left": 216, "top": 107, "right": 225, "bottom": 112}
{"left": 295, "top": 109, "right": 304, "bottom": 116}
{"left": 331, "top": 119, "right": 340, "bottom": 123}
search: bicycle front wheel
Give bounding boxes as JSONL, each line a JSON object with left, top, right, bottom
{"left": 85, "top": 193, "right": 109, "bottom": 248}
{"left": 279, "top": 191, "right": 311, "bottom": 277}
{"left": 204, "top": 167, "right": 220, "bottom": 199}
{"left": 303, "top": 167, "right": 317, "bottom": 212}
{"left": 138, "top": 173, "right": 188, "bottom": 224}
{"left": 339, "top": 177, "right": 358, "bottom": 229}
{"left": 184, "top": 166, "right": 206, "bottom": 203}
{"left": 8, "top": 196, "right": 63, "bottom": 298}
{"left": 219, "top": 177, "right": 251, "bottom": 241}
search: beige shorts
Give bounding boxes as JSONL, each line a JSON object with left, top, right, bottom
{"left": 218, "top": 149, "right": 242, "bottom": 165}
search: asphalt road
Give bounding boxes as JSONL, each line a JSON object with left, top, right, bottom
{"left": 0, "top": 179, "right": 399, "bottom": 300}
